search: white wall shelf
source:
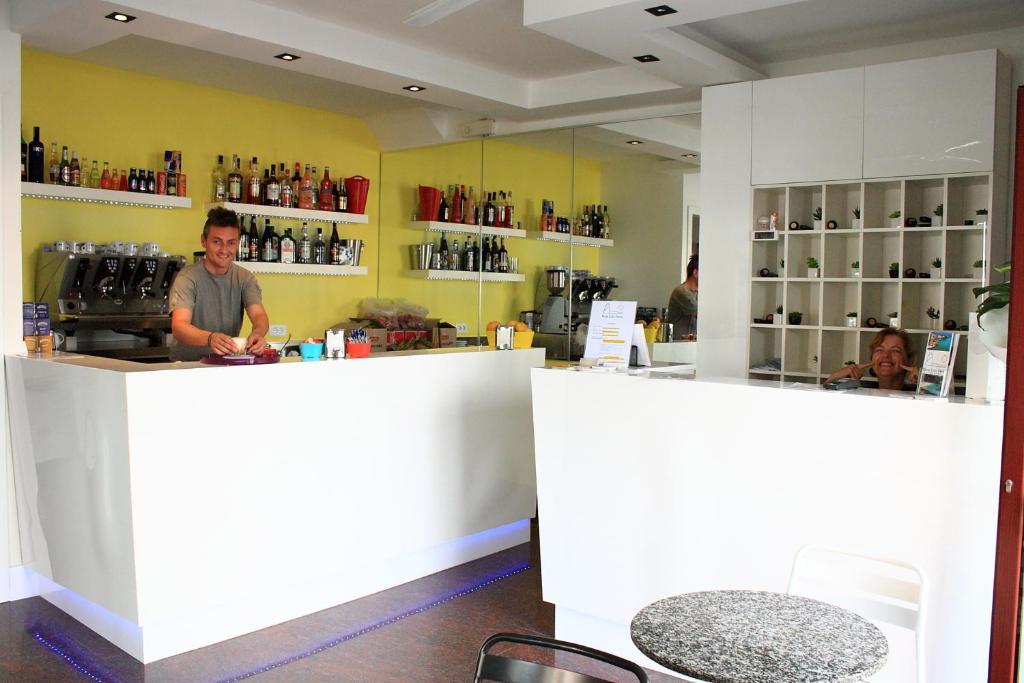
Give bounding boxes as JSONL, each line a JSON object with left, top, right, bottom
{"left": 410, "top": 220, "right": 526, "bottom": 239}
{"left": 408, "top": 269, "right": 525, "bottom": 283}
{"left": 22, "top": 182, "right": 192, "bottom": 209}
{"left": 527, "top": 231, "right": 614, "bottom": 248}
{"left": 209, "top": 201, "right": 368, "bottom": 224}
{"left": 235, "top": 262, "right": 367, "bottom": 276}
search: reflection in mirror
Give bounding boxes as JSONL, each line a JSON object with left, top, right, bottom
{"left": 482, "top": 129, "right": 573, "bottom": 359}
{"left": 379, "top": 140, "right": 484, "bottom": 347}
{"left": 569, "top": 114, "right": 701, "bottom": 363}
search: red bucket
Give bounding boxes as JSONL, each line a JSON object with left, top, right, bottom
{"left": 418, "top": 185, "right": 442, "bottom": 222}
{"left": 344, "top": 175, "right": 371, "bottom": 214}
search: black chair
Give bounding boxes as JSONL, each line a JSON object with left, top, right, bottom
{"left": 474, "top": 632, "right": 650, "bottom": 683}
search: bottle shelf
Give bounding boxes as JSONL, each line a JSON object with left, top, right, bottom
{"left": 22, "top": 182, "right": 192, "bottom": 209}
{"left": 410, "top": 220, "right": 526, "bottom": 239}
{"left": 407, "top": 269, "right": 525, "bottom": 283}
{"left": 235, "top": 262, "right": 367, "bottom": 277}
{"left": 527, "top": 231, "right": 614, "bottom": 248}
{"left": 208, "top": 201, "right": 368, "bottom": 224}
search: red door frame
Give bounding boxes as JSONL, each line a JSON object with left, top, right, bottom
{"left": 989, "top": 85, "right": 1024, "bottom": 683}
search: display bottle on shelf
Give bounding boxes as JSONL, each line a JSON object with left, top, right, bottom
{"left": 118, "top": 169, "right": 128, "bottom": 191}
{"left": 312, "top": 227, "right": 326, "bottom": 265}
{"left": 261, "top": 219, "right": 275, "bottom": 262}
{"left": 246, "top": 157, "right": 261, "bottom": 204}
{"left": 279, "top": 169, "right": 294, "bottom": 208}
{"left": 111, "top": 168, "right": 120, "bottom": 191}
{"left": 337, "top": 180, "right": 348, "bottom": 211}
{"left": 496, "top": 191, "right": 507, "bottom": 228}
{"left": 310, "top": 166, "right": 320, "bottom": 207}
{"left": 57, "top": 146, "right": 70, "bottom": 185}
{"left": 69, "top": 151, "right": 81, "bottom": 187}
{"left": 100, "top": 162, "right": 111, "bottom": 189}
{"left": 260, "top": 168, "right": 270, "bottom": 203}
{"left": 291, "top": 163, "right": 302, "bottom": 199}
{"left": 298, "top": 223, "right": 312, "bottom": 264}
{"left": 438, "top": 191, "right": 448, "bottom": 222}
{"left": 266, "top": 166, "right": 281, "bottom": 206}
{"left": 329, "top": 223, "right": 341, "bottom": 264}
{"left": 463, "top": 238, "right": 476, "bottom": 272}
{"left": 486, "top": 193, "right": 497, "bottom": 227}
{"left": 463, "top": 186, "right": 477, "bottom": 225}
{"left": 280, "top": 228, "right": 296, "bottom": 264}
{"left": 298, "top": 165, "right": 314, "bottom": 209}
{"left": 506, "top": 192, "right": 515, "bottom": 229}
{"left": 146, "top": 170, "right": 156, "bottom": 194}
{"left": 237, "top": 217, "right": 250, "bottom": 261}
{"left": 438, "top": 231, "right": 449, "bottom": 269}
{"left": 602, "top": 205, "right": 611, "bottom": 239}
{"left": 20, "top": 132, "right": 25, "bottom": 181}
{"left": 449, "top": 185, "right": 460, "bottom": 223}
{"left": 498, "top": 238, "right": 509, "bottom": 273}
{"left": 225, "top": 155, "right": 241, "bottom": 202}
{"left": 318, "top": 167, "right": 334, "bottom": 211}
{"left": 27, "top": 126, "right": 45, "bottom": 183}
{"left": 127, "top": 167, "right": 138, "bottom": 192}
{"left": 48, "top": 143, "right": 59, "bottom": 184}
{"left": 247, "top": 217, "right": 260, "bottom": 262}
{"left": 481, "top": 236, "right": 491, "bottom": 272}
{"left": 89, "top": 160, "right": 100, "bottom": 189}
{"left": 212, "top": 155, "right": 227, "bottom": 201}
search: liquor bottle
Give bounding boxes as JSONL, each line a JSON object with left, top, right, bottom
{"left": 146, "top": 170, "right": 156, "bottom": 194}
{"left": 247, "top": 156, "right": 261, "bottom": 204}
{"left": 280, "top": 228, "right": 296, "bottom": 264}
{"left": 485, "top": 192, "right": 497, "bottom": 227}
{"left": 319, "top": 167, "right": 334, "bottom": 211}
{"left": 89, "top": 160, "right": 101, "bottom": 189}
{"left": 593, "top": 204, "right": 604, "bottom": 238}
{"left": 247, "top": 217, "right": 260, "bottom": 262}
{"left": 602, "top": 205, "right": 611, "bottom": 239}
{"left": 261, "top": 219, "right": 274, "bottom": 262}
{"left": 506, "top": 192, "right": 515, "bottom": 229}
{"left": 498, "top": 238, "right": 509, "bottom": 273}
{"left": 100, "top": 162, "right": 111, "bottom": 189}
{"left": 291, "top": 162, "right": 302, "bottom": 191}
{"left": 298, "top": 223, "right": 312, "bottom": 264}
{"left": 451, "top": 239, "right": 460, "bottom": 270}
{"left": 68, "top": 151, "right": 80, "bottom": 187}
{"left": 237, "top": 217, "right": 249, "bottom": 260}
{"left": 463, "top": 238, "right": 474, "bottom": 272}
{"left": 298, "top": 165, "right": 314, "bottom": 209}
{"left": 482, "top": 236, "right": 492, "bottom": 272}
{"left": 227, "top": 155, "right": 243, "bottom": 202}
{"left": 20, "top": 132, "right": 26, "bottom": 181}
{"left": 451, "top": 185, "right": 462, "bottom": 223}
{"left": 464, "top": 186, "right": 477, "bottom": 225}
{"left": 49, "top": 143, "right": 59, "bottom": 183}
{"left": 437, "top": 190, "right": 448, "bottom": 222}
{"left": 311, "top": 166, "right": 320, "bottom": 207}
{"left": 212, "top": 155, "right": 227, "bottom": 201}
{"left": 496, "top": 191, "right": 506, "bottom": 228}
{"left": 329, "top": 223, "right": 341, "bottom": 264}
{"left": 313, "top": 227, "right": 326, "bottom": 264}
{"left": 127, "top": 167, "right": 138, "bottom": 192}
{"left": 439, "top": 231, "right": 449, "bottom": 270}
{"left": 28, "top": 126, "right": 45, "bottom": 183}
{"left": 337, "top": 180, "right": 348, "bottom": 211}
{"left": 111, "top": 168, "right": 120, "bottom": 191}
{"left": 279, "top": 169, "right": 294, "bottom": 208}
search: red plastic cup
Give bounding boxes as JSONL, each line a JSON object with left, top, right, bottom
{"left": 344, "top": 175, "right": 370, "bottom": 214}
{"left": 418, "top": 185, "right": 442, "bottom": 221}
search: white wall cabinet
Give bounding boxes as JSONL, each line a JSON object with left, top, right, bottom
{"left": 751, "top": 68, "right": 864, "bottom": 185}
{"left": 863, "top": 50, "right": 999, "bottom": 178}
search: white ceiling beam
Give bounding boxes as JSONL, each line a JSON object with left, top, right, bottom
{"left": 404, "top": 0, "right": 485, "bottom": 27}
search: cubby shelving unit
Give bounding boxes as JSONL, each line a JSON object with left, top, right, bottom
{"left": 22, "top": 182, "right": 192, "bottom": 209}
{"left": 748, "top": 173, "right": 995, "bottom": 389}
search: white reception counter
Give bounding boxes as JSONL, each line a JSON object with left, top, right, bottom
{"left": 532, "top": 369, "right": 1003, "bottom": 683}
{"left": 6, "top": 347, "right": 544, "bottom": 662}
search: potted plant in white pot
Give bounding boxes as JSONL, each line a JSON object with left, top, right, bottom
{"left": 934, "top": 203, "right": 943, "bottom": 227}
{"left": 930, "top": 257, "right": 942, "bottom": 279}
{"left": 974, "top": 259, "right": 985, "bottom": 281}
{"left": 926, "top": 306, "right": 940, "bottom": 330}
{"left": 812, "top": 206, "right": 822, "bottom": 230}
{"left": 888, "top": 311, "right": 900, "bottom": 328}
{"left": 788, "top": 311, "right": 803, "bottom": 325}
{"left": 889, "top": 261, "right": 900, "bottom": 279}
{"left": 850, "top": 260, "right": 860, "bottom": 278}
{"left": 973, "top": 262, "right": 1010, "bottom": 362}
{"left": 888, "top": 210, "right": 901, "bottom": 228}
{"left": 851, "top": 206, "right": 861, "bottom": 230}
{"left": 846, "top": 311, "right": 858, "bottom": 328}
{"left": 806, "top": 256, "right": 819, "bottom": 278}
{"left": 774, "top": 305, "right": 783, "bottom": 326}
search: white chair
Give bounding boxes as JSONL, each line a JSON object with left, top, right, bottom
{"left": 787, "top": 545, "right": 928, "bottom": 683}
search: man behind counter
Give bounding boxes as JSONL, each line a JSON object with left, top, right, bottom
{"left": 665, "top": 254, "right": 698, "bottom": 340}
{"left": 169, "top": 207, "right": 269, "bottom": 361}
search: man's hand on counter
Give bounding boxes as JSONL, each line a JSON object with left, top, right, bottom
{"left": 246, "top": 332, "right": 267, "bottom": 354}
{"left": 209, "top": 332, "right": 238, "bottom": 356}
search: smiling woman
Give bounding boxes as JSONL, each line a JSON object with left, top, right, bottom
{"left": 825, "top": 327, "right": 919, "bottom": 390}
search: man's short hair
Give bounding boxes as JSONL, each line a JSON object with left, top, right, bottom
{"left": 203, "top": 207, "right": 240, "bottom": 238}
{"left": 686, "top": 253, "right": 699, "bottom": 279}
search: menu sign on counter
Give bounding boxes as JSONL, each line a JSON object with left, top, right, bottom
{"left": 583, "top": 300, "right": 638, "bottom": 369}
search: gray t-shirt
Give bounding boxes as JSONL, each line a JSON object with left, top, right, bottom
{"left": 168, "top": 260, "right": 262, "bottom": 361}
{"left": 666, "top": 284, "right": 697, "bottom": 339}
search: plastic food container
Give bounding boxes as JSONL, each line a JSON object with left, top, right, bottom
{"left": 299, "top": 342, "right": 323, "bottom": 360}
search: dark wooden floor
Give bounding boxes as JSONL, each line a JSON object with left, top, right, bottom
{"left": 0, "top": 523, "right": 677, "bottom": 682}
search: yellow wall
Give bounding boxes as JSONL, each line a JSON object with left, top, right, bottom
{"left": 21, "top": 48, "right": 380, "bottom": 341}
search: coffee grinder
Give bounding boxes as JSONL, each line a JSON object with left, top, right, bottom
{"left": 540, "top": 266, "right": 570, "bottom": 334}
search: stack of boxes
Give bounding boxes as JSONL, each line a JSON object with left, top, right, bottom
{"left": 23, "top": 301, "right": 52, "bottom": 353}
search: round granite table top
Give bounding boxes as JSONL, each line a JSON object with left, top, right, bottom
{"left": 630, "top": 590, "right": 888, "bottom": 683}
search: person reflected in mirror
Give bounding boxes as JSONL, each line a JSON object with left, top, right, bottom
{"left": 825, "top": 327, "right": 920, "bottom": 390}
{"left": 666, "top": 254, "right": 698, "bottom": 340}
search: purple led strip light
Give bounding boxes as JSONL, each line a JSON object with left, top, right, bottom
{"left": 32, "top": 559, "right": 533, "bottom": 683}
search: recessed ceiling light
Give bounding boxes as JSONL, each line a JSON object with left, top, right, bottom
{"left": 403, "top": 85, "right": 427, "bottom": 92}
{"left": 681, "top": 153, "right": 698, "bottom": 158}
{"left": 105, "top": 11, "right": 136, "bottom": 23}
{"left": 633, "top": 54, "right": 660, "bottom": 63}
{"left": 626, "top": 140, "right": 643, "bottom": 145}
{"left": 275, "top": 53, "right": 300, "bottom": 61}
{"left": 645, "top": 5, "right": 677, "bottom": 17}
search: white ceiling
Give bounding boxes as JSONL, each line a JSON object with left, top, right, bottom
{"left": 11, "top": 0, "right": 1024, "bottom": 152}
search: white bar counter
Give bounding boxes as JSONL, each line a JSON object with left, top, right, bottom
{"left": 5, "top": 347, "right": 544, "bottom": 662}
{"left": 531, "top": 369, "right": 1003, "bottom": 683}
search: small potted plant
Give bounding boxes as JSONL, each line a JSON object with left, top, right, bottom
{"left": 975, "top": 208, "right": 989, "bottom": 228}
{"left": 788, "top": 311, "right": 803, "bottom": 325}
{"left": 806, "top": 256, "right": 819, "bottom": 278}
{"left": 774, "top": 305, "right": 784, "bottom": 326}
{"left": 930, "top": 257, "right": 942, "bottom": 279}
{"left": 889, "top": 261, "right": 900, "bottom": 279}
{"left": 850, "top": 260, "right": 860, "bottom": 278}
{"left": 851, "top": 206, "right": 861, "bottom": 230}
{"left": 974, "top": 259, "right": 985, "bottom": 281}
{"left": 888, "top": 210, "right": 901, "bottom": 228}
{"left": 887, "top": 311, "right": 899, "bottom": 328}
{"left": 812, "top": 206, "right": 822, "bottom": 230}
{"left": 926, "top": 306, "right": 940, "bottom": 329}
{"left": 846, "top": 311, "right": 858, "bottom": 328}
{"left": 934, "top": 203, "right": 943, "bottom": 227}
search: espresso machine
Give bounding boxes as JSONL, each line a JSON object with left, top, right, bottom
{"left": 568, "top": 270, "right": 618, "bottom": 358}
{"left": 539, "top": 266, "right": 570, "bottom": 334}
{"left": 36, "top": 249, "right": 186, "bottom": 361}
